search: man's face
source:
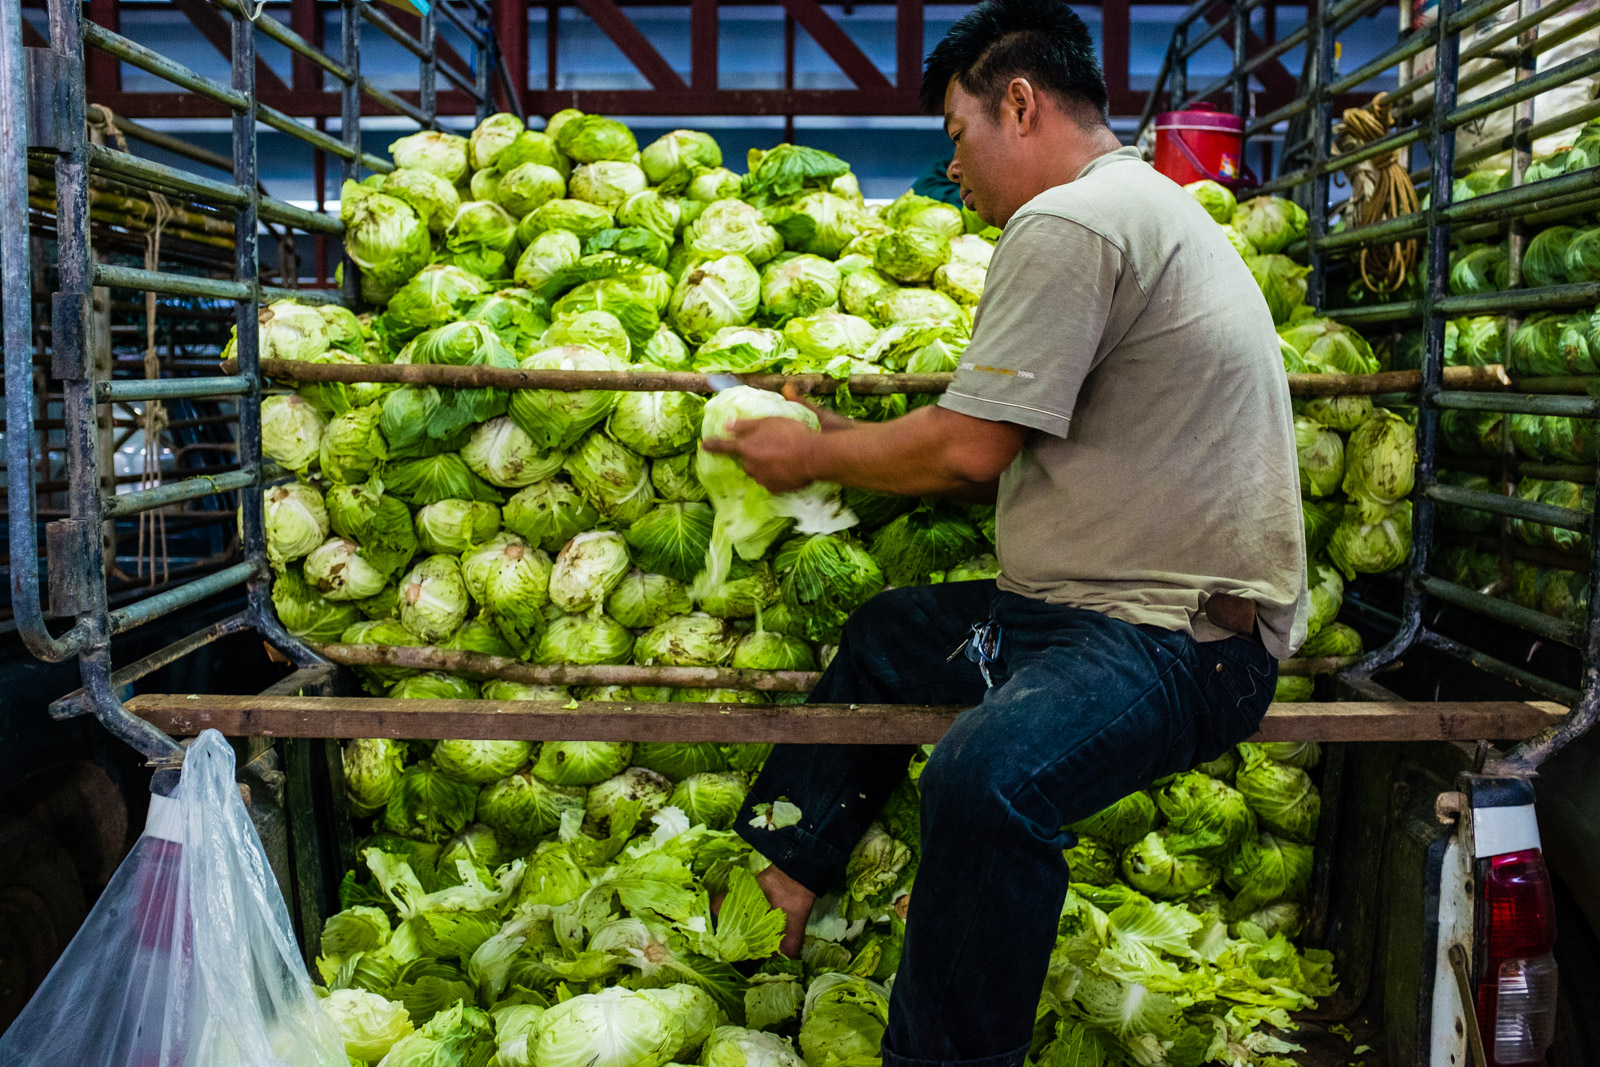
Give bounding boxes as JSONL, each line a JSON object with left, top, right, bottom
{"left": 944, "top": 80, "right": 1021, "bottom": 228}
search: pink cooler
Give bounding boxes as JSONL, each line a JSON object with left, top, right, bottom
{"left": 1153, "top": 104, "right": 1249, "bottom": 188}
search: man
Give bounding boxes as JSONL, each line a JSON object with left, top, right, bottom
{"left": 703, "top": 0, "right": 1308, "bottom": 1061}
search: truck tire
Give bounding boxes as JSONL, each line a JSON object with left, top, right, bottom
{"left": 0, "top": 815, "right": 87, "bottom": 1029}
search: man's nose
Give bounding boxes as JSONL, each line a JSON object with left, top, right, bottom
{"left": 946, "top": 158, "right": 962, "bottom": 183}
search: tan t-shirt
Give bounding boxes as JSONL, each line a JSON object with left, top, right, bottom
{"left": 938, "top": 146, "right": 1308, "bottom": 659}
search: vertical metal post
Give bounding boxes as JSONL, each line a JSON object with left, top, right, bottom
{"left": 419, "top": 4, "right": 437, "bottom": 127}
{"left": 1359, "top": 0, "right": 1458, "bottom": 677}
{"left": 1231, "top": 0, "right": 1249, "bottom": 119}
{"left": 232, "top": 0, "right": 269, "bottom": 633}
{"left": 47, "top": 0, "right": 179, "bottom": 760}
{"left": 2, "top": 0, "right": 83, "bottom": 661}
{"left": 783, "top": 14, "right": 796, "bottom": 144}
{"left": 546, "top": 1, "right": 558, "bottom": 93}
{"left": 1498, "top": 0, "right": 1538, "bottom": 595}
{"left": 475, "top": 1, "right": 493, "bottom": 124}
{"left": 1171, "top": 33, "right": 1188, "bottom": 108}
{"left": 1305, "top": 0, "right": 1334, "bottom": 310}
{"left": 340, "top": 0, "right": 360, "bottom": 307}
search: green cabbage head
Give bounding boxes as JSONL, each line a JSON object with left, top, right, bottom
{"left": 695, "top": 386, "right": 856, "bottom": 593}
{"left": 1120, "top": 830, "right": 1220, "bottom": 899}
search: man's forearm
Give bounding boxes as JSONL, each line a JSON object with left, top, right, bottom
{"left": 802, "top": 406, "right": 1006, "bottom": 497}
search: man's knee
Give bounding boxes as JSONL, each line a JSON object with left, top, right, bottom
{"left": 921, "top": 712, "right": 1066, "bottom": 844}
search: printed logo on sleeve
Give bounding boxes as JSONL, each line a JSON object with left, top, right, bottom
{"left": 958, "top": 361, "right": 1036, "bottom": 380}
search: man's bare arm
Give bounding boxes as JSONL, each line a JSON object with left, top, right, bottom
{"left": 701, "top": 403, "right": 1024, "bottom": 497}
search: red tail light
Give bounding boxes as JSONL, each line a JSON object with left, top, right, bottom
{"left": 1476, "top": 848, "right": 1557, "bottom": 1065}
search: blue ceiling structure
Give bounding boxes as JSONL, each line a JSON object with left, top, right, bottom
{"left": 33, "top": 0, "right": 1403, "bottom": 200}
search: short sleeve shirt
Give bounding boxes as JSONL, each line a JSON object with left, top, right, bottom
{"left": 938, "top": 146, "right": 1308, "bottom": 658}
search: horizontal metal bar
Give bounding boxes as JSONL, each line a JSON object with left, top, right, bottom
{"left": 1326, "top": 125, "right": 1429, "bottom": 174}
{"left": 257, "top": 195, "right": 342, "bottom": 235}
{"left": 96, "top": 376, "right": 252, "bottom": 403}
{"left": 1329, "top": 24, "right": 1435, "bottom": 97}
{"left": 255, "top": 103, "right": 356, "bottom": 163}
{"left": 109, "top": 561, "right": 261, "bottom": 636}
{"left": 260, "top": 285, "right": 344, "bottom": 305}
{"left": 1426, "top": 482, "right": 1592, "bottom": 533}
{"left": 1443, "top": 527, "right": 1594, "bottom": 569}
{"left": 361, "top": 80, "right": 429, "bottom": 126}
{"left": 436, "top": 55, "right": 483, "bottom": 99}
{"left": 362, "top": 2, "right": 428, "bottom": 59}
{"left": 1313, "top": 212, "right": 1426, "bottom": 253}
{"left": 1446, "top": 166, "right": 1600, "bottom": 224}
{"left": 1415, "top": 629, "right": 1581, "bottom": 705}
{"left": 49, "top": 612, "right": 253, "bottom": 721}
{"left": 1242, "top": 25, "right": 1308, "bottom": 80}
{"left": 1179, "top": 15, "right": 1230, "bottom": 60}
{"left": 1455, "top": 97, "right": 1600, "bottom": 173}
{"left": 1448, "top": 48, "right": 1600, "bottom": 130}
{"left": 1441, "top": 6, "right": 1600, "bottom": 116}
{"left": 80, "top": 20, "right": 247, "bottom": 111}
{"left": 102, "top": 469, "right": 257, "bottom": 519}
{"left": 435, "top": 0, "right": 487, "bottom": 49}
{"left": 1387, "top": 0, "right": 1526, "bottom": 105}
{"left": 1173, "top": 0, "right": 1218, "bottom": 32}
{"left": 1245, "top": 95, "right": 1311, "bottom": 138}
{"left": 86, "top": 143, "right": 248, "bottom": 207}
{"left": 1324, "top": 301, "right": 1426, "bottom": 325}
{"left": 1434, "top": 391, "right": 1600, "bottom": 418}
{"left": 212, "top": 0, "right": 353, "bottom": 83}
{"left": 1250, "top": 167, "right": 1314, "bottom": 199}
{"left": 1316, "top": 166, "right": 1600, "bottom": 256}
{"left": 1419, "top": 575, "right": 1584, "bottom": 646}
{"left": 90, "top": 263, "right": 251, "bottom": 300}
{"left": 1437, "top": 282, "right": 1600, "bottom": 316}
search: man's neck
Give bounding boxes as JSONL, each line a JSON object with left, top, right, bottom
{"left": 1047, "top": 125, "right": 1126, "bottom": 188}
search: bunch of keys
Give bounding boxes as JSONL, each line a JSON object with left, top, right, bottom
{"left": 948, "top": 620, "right": 1004, "bottom": 688}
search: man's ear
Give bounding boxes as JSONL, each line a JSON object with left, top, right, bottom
{"left": 1007, "top": 77, "right": 1040, "bottom": 133}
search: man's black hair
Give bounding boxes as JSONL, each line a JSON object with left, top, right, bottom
{"left": 920, "top": 0, "right": 1109, "bottom": 124}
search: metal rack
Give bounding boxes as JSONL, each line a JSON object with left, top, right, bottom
{"left": 1, "top": 0, "right": 502, "bottom": 761}
{"left": 1138, "top": 0, "right": 1600, "bottom": 772}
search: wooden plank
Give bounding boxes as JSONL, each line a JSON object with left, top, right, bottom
{"left": 126, "top": 695, "right": 1571, "bottom": 745}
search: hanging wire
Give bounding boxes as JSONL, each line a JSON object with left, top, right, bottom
{"left": 89, "top": 103, "right": 171, "bottom": 586}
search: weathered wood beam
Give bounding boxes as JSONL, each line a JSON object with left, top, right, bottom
{"left": 127, "top": 694, "right": 1571, "bottom": 745}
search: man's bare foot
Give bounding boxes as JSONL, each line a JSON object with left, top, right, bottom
{"left": 710, "top": 863, "right": 817, "bottom": 959}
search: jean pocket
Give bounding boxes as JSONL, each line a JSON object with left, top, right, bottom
{"left": 1200, "top": 638, "right": 1278, "bottom": 734}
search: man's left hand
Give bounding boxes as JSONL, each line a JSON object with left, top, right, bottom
{"left": 700, "top": 417, "right": 821, "bottom": 493}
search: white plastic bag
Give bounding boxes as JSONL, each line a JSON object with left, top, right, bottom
{"left": 0, "top": 730, "right": 346, "bottom": 1066}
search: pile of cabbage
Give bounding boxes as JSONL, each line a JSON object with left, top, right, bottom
{"left": 319, "top": 733, "right": 1333, "bottom": 1066}
{"left": 259, "top": 109, "right": 1004, "bottom": 694}
{"left": 1186, "top": 181, "right": 1416, "bottom": 700}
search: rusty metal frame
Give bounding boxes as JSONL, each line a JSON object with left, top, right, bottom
{"left": 1, "top": 0, "right": 502, "bottom": 760}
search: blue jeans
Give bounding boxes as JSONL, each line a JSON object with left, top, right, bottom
{"left": 733, "top": 581, "right": 1277, "bottom": 1067}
